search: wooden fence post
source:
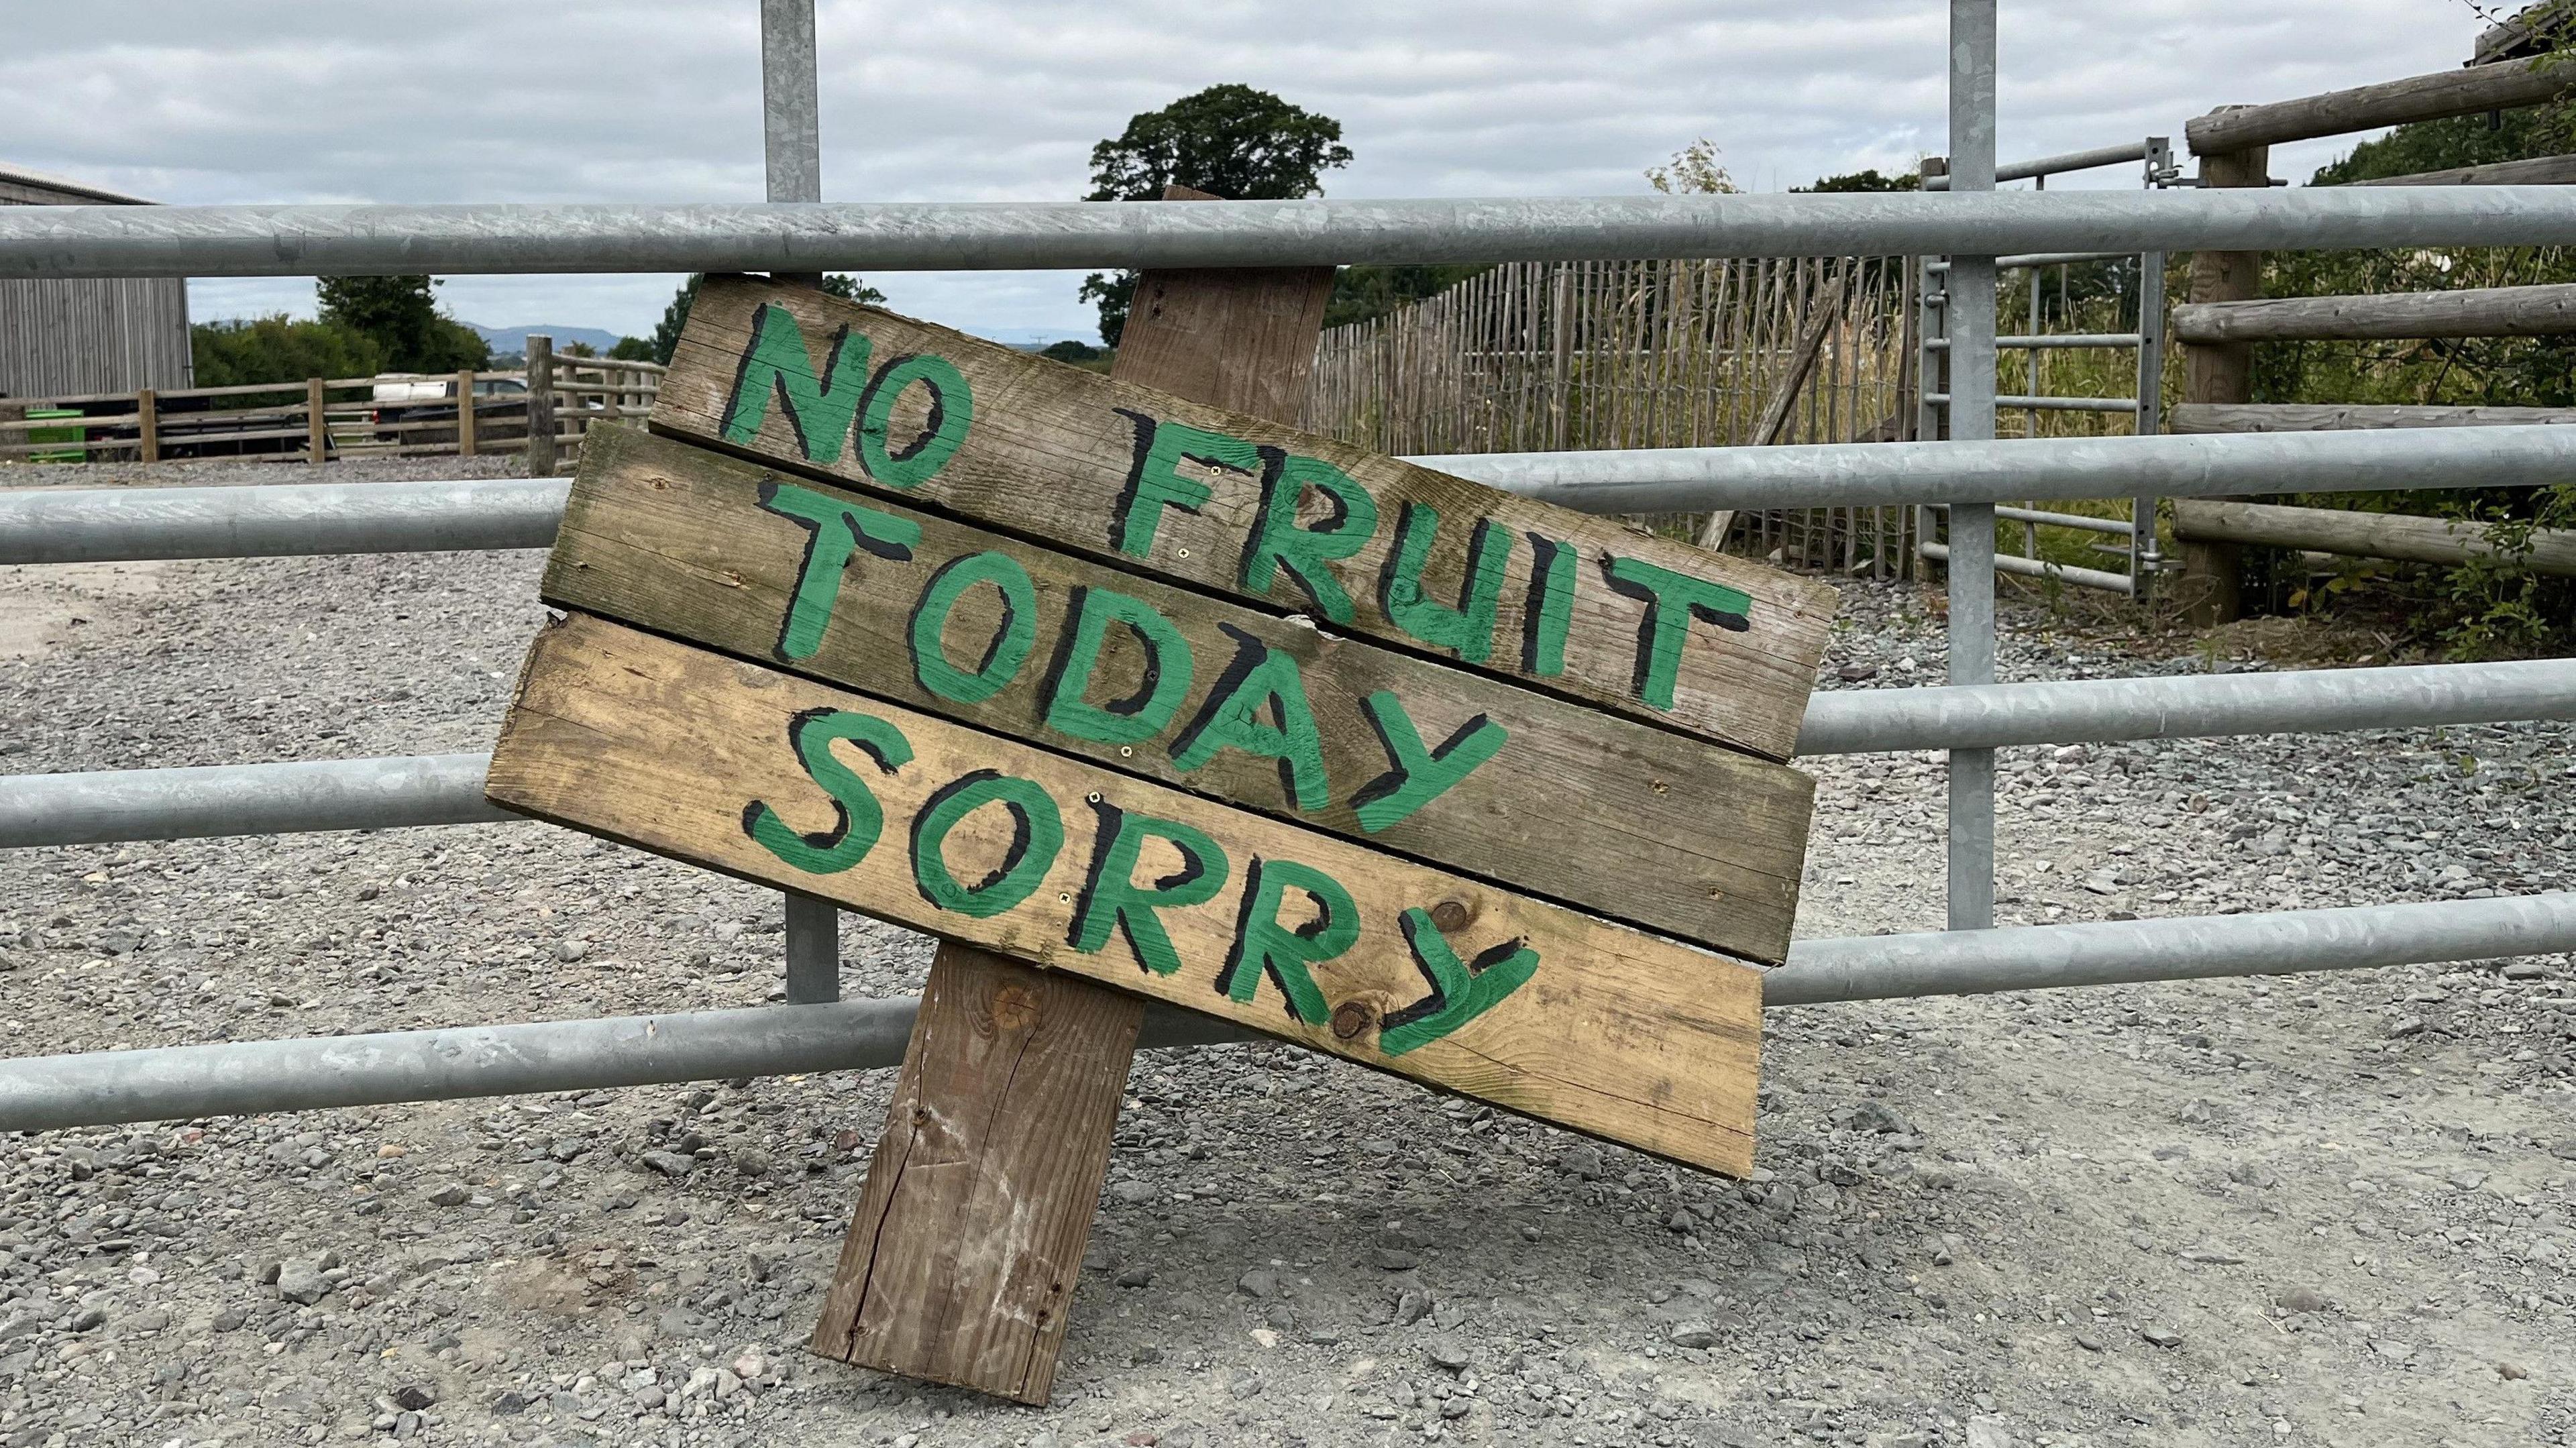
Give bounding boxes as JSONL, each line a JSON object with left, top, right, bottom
{"left": 456, "top": 370, "right": 478, "bottom": 457}
{"left": 2177, "top": 133, "right": 2269, "bottom": 624}
{"left": 136, "top": 388, "right": 158, "bottom": 463}
{"left": 306, "top": 376, "right": 327, "bottom": 465}
{"left": 525, "top": 335, "right": 556, "bottom": 478}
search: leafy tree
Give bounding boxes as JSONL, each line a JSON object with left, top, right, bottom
{"left": 314, "top": 276, "right": 488, "bottom": 374}
{"left": 607, "top": 335, "right": 657, "bottom": 361}
{"left": 1796, "top": 168, "right": 1920, "bottom": 192}
{"left": 191, "top": 315, "right": 383, "bottom": 388}
{"left": 564, "top": 340, "right": 598, "bottom": 359}
{"left": 1079, "top": 85, "right": 1353, "bottom": 345}
{"left": 1040, "top": 339, "right": 1104, "bottom": 363}
{"left": 648, "top": 272, "right": 885, "bottom": 365}
{"left": 1645, "top": 140, "right": 1738, "bottom": 195}
{"left": 1324, "top": 264, "right": 1495, "bottom": 329}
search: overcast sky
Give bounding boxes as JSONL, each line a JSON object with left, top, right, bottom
{"left": 0, "top": 1, "right": 2508, "bottom": 343}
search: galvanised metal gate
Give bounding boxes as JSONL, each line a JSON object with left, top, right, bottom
{"left": 2, "top": 0, "right": 2575, "bottom": 1129}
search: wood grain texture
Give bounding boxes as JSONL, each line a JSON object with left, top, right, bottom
{"left": 812, "top": 241, "right": 1336, "bottom": 1404}
{"left": 2171, "top": 498, "right": 2576, "bottom": 576}
{"left": 806, "top": 944, "right": 1141, "bottom": 1402}
{"left": 652, "top": 274, "right": 1836, "bottom": 762}
{"left": 486, "top": 613, "right": 1765, "bottom": 1174}
{"left": 548, "top": 427, "right": 1811, "bottom": 962}
{"left": 2171, "top": 282, "right": 2576, "bottom": 343}
{"left": 2169, "top": 401, "right": 2576, "bottom": 433}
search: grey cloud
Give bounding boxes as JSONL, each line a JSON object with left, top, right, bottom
{"left": 0, "top": 1, "right": 2494, "bottom": 339}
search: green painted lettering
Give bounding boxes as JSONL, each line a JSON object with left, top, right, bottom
{"left": 908, "top": 769, "right": 1064, "bottom": 919}
{"left": 1238, "top": 455, "right": 1379, "bottom": 624}
{"left": 1040, "top": 586, "right": 1195, "bottom": 746}
{"left": 1067, "top": 802, "right": 1230, "bottom": 976}
{"left": 741, "top": 707, "right": 913, "bottom": 875}
{"left": 1599, "top": 557, "right": 1754, "bottom": 712}
{"left": 1168, "top": 624, "right": 1330, "bottom": 812}
{"left": 907, "top": 551, "right": 1036, "bottom": 704}
{"left": 1378, "top": 909, "right": 1541, "bottom": 1056}
{"left": 1348, "top": 692, "right": 1507, "bottom": 834}
{"left": 855, "top": 352, "right": 973, "bottom": 489}
{"left": 721, "top": 302, "right": 872, "bottom": 463}
{"left": 1520, "top": 533, "right": 1577, "bottom": 677}
{"left": 1110, "top": 410, "right": 1280, "bottom": 557}
{"left": 1215, "top": 856, "right": 1356, "bottom": 1023}
{"left": 1377, "top": 502, "right": 1512, "bottom": 664}
{"left": 757, "top": 482, "right": 922, "bottom": 661}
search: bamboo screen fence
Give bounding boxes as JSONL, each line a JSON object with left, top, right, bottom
{"left": 1300, "top": 256, "right": 1921, "bottom": 575}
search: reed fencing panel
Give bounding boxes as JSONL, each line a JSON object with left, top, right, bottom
{"left": 1301, "top": 256, "right": 1921, "bottom": 575}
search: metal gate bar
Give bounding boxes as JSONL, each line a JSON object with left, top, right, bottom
{"left": 5, "top": 891, "right": 2568, "bottom": 1133}
{"left": 7, "top": 190, "right": 2573, "bottom": 276}
{"left": 8, "top": 659, "right": 2568, "bottom": 848}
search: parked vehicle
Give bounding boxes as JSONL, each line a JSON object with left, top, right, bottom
{"left": 370, "top": 374, "right": 528, "bottom": 447}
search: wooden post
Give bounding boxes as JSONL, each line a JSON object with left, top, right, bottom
{"left": 1701, "top": 272, "right": 1849, "bottom": 549}
{"left": 808, "top": 189, "right": 1336, "bottom": 1405}
{"left": 525, "top": 335, "right": 556, "bottom": 478}
{"left": 456, "top": 370, "right": 478, "bottom": 457}
{"left": 2176, "top": 135, "right": 2269, "bottom": 624}
{"left": 136, "top": 388, "right": 158, "bottom": 464}
{"left": 306, "top": 376, "right": 327, "bottom": 465}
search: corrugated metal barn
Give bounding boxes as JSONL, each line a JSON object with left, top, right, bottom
{"left": 0, "top": 163, "right": 192, "bottom": 399}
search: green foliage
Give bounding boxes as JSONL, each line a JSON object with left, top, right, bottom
{"left": 2218, "top": 85, "right": 2576, "bottom": 655}
{"left": 607, "top": 335, "right": 656, "bottom": 361}
{"left": 1079, "top": 85, "right": 1352, "bottom": 345}
{"left": 1040, "top": 339, "right": 1104, "bottom": 363}
{"left": 1794, "top": 168, "right": 1921, "bottom": 192}
{"left": 1645, "top": 140, "right": 1737, "bottom": 195}
{"left": 647, "top": 273, "right": 886, "bottom": 365}
{"left": 1326, "top": 264, "right": 1495, "bottom": 329}
{"left": 190, "top": 315, "right": 383, "bottom": 388}
{"left": 314, "top": 276, "right": 488, "bottom": 374}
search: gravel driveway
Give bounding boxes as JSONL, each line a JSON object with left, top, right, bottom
{"left": 1, "top": 460, "right": 2570, "bottom": 1447}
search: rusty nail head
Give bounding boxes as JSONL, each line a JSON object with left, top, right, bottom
{"left": 1431, "top": 899, "right": 1470, "bottom": 932}
{"left": 1330, "top": 1001, "right": 1375, "bottom": 1040}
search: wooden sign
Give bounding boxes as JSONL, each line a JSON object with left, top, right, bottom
{"left": 547, "top": 427, "right": 1814, "bottom": 963}
{"left": 487, "top": 273, "right": 1834, "bottom": 1408}
{"left": 487, "top": 612, "right": 1765, "bottom": 1172}
{"left": 653, "top": 275, "right": 1837, "bottom": 762}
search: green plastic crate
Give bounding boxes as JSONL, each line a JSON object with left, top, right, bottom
{"left": 24, "top": 408, "right": 85, "bottom": 463}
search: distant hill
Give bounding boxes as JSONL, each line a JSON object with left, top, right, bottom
{"left": 466, "top": 323, "right": 624, "bottom": 355}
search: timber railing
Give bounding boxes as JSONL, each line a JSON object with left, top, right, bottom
{"left": 0, "top": 353, "right": 662, "bottom": 466}
{"left": 2174, "top": 32, "right": 2576, "bottom": 617}
{"left": 1, "top": 1, "right": 2574, "bottom": 1126}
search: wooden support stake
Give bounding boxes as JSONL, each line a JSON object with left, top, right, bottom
{"left": 808, "top": 188, "right": 1335, "bottom": 1404}
{"left": 525, "top": 335, "right": 556, "bottom": 478}
{"left": 1701, "top": 272, "right": 1847, "bottom": 550}
{"left": 306, "top": 376, "right": 327, "bottom": 465}
{"left": 2176, "top": 143, "right": 2267, "bottom": 626}
{"left": 456, "top": 370, "right": 478, "bottom": 457}
{"left": 136, "top": 388, "right": 158, "bottom": 464}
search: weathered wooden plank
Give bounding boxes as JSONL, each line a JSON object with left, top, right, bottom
{"left": 808, "top": 942, "right": 1140, "bottom": 1403}
{"left": 2171, "top": 283, "right": 2576, "bottom": 344}
{"left": 2169, "top": 401, "right": 2576, "bottom": 433}
{"left": 2186, "top": 57, "right": 2567, "bottom": 155}
{"left": 549, "top": 427, "right": 1810, "bottom": 962}
{"left": 2349, "top": 152, "right": 2576, "bottom": 188}
{"left": 486, "top": 613, "right": 1765, "bottom": 1174}
{"left": 2172, "top": 498, "right": 2576, "bottom": 576}
{"left": 812, "top": 235, "right": 1335, "bottom": 1404}
{"left": 652, "top": 275, "right": 1836, "bottom": 762}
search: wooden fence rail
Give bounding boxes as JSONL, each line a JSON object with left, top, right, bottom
{"left": 0, "top": 356, "right": 663, "bottom": 466}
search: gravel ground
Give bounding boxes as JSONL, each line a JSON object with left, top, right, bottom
{"left": 1, "top": 459, "right": 2571, "bottom": 1448}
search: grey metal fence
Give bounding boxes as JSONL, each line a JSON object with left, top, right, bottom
{"left": 3, "top": 1, "right": 2575, "bottom": 1128}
